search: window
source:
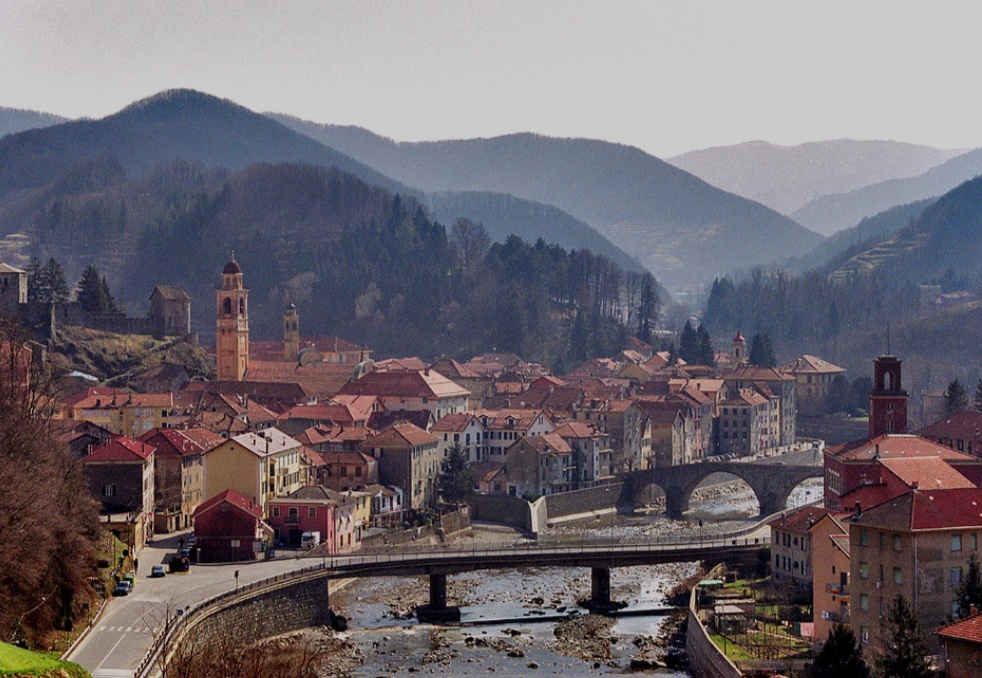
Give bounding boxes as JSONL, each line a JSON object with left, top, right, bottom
{"left": 952, "top": 567, "right": 963, "bottom": 586}
{"left": 308, "top": 507, "right": 317, "bottom": 518}
{"left": 893, "top": 534, "right": 902, "bottom": 551}
{"left": 860, "top": 626, "right": 869, "bottom": 644}
{"left": 860, "top": 593, "right": 869, "bottom": 612}
{"left": 952, "top": 534, "right": 963, "bottom": 552}
{"left": 859, "top": 562, "right": 869, "bottom": 579}
{"left": 272, "top": 507, "right": 280, "bottom": 517}
{"left": 893, "top": 567, "right": 902, "bottom": 585}
{"left": 103, "top": 484, "right": 115, "bottom": 497}
{"left": 859, "top": 529, "right": 869, "bottom": 546}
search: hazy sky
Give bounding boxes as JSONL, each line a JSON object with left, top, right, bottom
{"left": 3, "top": 1, "right": 982, "bottom": 157}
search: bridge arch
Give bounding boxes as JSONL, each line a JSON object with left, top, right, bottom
{"left": 620, "top": 462, "right": 823, "bottom": 519}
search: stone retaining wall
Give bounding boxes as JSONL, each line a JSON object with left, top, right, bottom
{"left": 466, "top": 494, "right": 536, "bottom": 534}
{"left": 543, "top": 483, "right": 622, "bottom": 523}
{"left": 685, "top": 586, "right": 743, "bottom": 678}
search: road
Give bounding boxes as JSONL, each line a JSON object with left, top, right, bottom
{"left": 68, "top": 521, "right": 772, "bottom": 678}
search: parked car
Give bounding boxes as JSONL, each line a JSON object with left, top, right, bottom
{"left": 150, "top": 564, "right": 166, "bottom": 578}
{"left": 113, "top": 582, "right": 130, "bottom": 596}
{"left": 123, "top": 573, "right": 136, "bottom": 588}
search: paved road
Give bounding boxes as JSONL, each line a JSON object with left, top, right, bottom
{"left": 66, "top": 530, "right": 317, "bottom": 678}
{"left": 68, "top": 522, "right": 772, "bottom": 678}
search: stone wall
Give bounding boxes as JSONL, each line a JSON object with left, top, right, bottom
{"left": 685, "top": 586, "right": 742, "bottom": 678}
{"left": 466, "top": 494, "right": 536, "bottom": 534}
{"left": 543, "top": 483, "right": 622, "bottom": 524}
{"left": 178, "top": 573, "right": 331, "bottom": 648}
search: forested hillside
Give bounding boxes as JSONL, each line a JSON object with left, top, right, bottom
{"left": 7, "top": 160, "right": 660, "bottom": 368}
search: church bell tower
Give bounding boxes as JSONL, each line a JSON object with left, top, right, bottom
{"left": 868, "top": 354, "right": 908, "bottom": 437}
{"left": 216, "top": 252, "right": 249, "bottom": 381}
{"left": 284, "top": 303, "right": 299, "bottom": 363}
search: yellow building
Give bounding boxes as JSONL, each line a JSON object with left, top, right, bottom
{"left": 201, "top": 427, "right": 304, "bottom": 514}
{"left": 67, "top": 387, "right": 189, "bottom": 437}
{"left": 216, "top": 252, "right": 249, "bottom": 382}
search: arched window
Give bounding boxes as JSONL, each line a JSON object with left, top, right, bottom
{"left": 239, "top": 298, "right": 245, "bottom": 316}
{"left": 223, "top": 297, "right": 232, "bottom": 316}
{"left": 885, "top": 372, "right": 894, "bottom": 390}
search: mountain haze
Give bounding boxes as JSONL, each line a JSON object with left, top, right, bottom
{"left": 271, "top": 115, "right": 823, "bottom": 291}
{"left": 668, "top": 139, "right": 961, "bottom": 222}
{"left": 792, "top": 146, "right": 982, "bottom": 236}
{"left": 0, "top": 107, "right": 68, "bottom": 138}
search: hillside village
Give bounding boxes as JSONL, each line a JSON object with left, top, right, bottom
{"left": 5, "top": 256, "right": 982, "bottom": 674}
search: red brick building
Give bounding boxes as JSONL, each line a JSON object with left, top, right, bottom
{"left": 193, "top": 488, "right": 272, "bottom": 563}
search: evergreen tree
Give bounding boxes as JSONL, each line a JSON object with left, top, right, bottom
{"left": 851, "top": 377, "right": 873, "bottom": 415}
{"left": 636, "top": 272, "right": 659, "bottom": 344}
{"left": 810, "top": 624, "right": 869, "bottom": 678}
{"left": 678, "top": 320, "right": 699, "bottom": 364}
{"left": 100, "top": 276, "right": 117, "bottom": 312}
{"left": 825, "top": 375, "right": 851, "bottom": 414}
{"left": 749, "top": 332, "right": 776, "bottom": 368}
{"left": 974, "top": 378, "right": 982, "bottom": 413}
{"left": 875, "top": 595, "right": 932, "bottom": 678}
{"left": 25, "top": 256, "right": 43, "bottom": 303}
{"left": 439, "top": 443, "right": 475, "bottom": 505}
{"left": 956, "top": 552, "right": 982, "bottom": 618}
{"left": 76, "top": 265, "right": 112, "bottom": 314}
{"left": 695, "top": 324, "right": 715, "bottom": 367}
{"left": 946, "top": 378, "right": 969, "bottom": 416}
{"left": 28, "top": 257, "right": 71, "bottom": 304}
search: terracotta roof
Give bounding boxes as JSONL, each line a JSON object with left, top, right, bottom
{"left": 568, "top": 358, "right": 621, "bottom": 378}
{"left": 139, "top": 428, "right": 215, "bottom": 457}
{"left": 0, "top": 262, "right": 26, "bottom": 273}
{"left": 919, "top": 411, "right": 982, "bottom": 446}
{"left": 768, "top": 506, "right": 833, "bottom": 533}
{"left": 245, "top": 361, "right": 352, "bottom": 399}
{"left": 367, "top": 409, "right": 432, "bottom": 432}
{"left": 521, "top": 433, "right": 573, "bottom": 456}
{"left": 373, "top": 357, "right": 428, "bottom": 372}
{"left": 879, "top": 456, "right": 975, "bottom": 491}
{"left": 429, "top": 358, "right": 481, "bottom": 380}
{"left": 338, "top": 369, "right": 469, "bottom": 400}
{"left": 228, "top": 427, "right": 302, "bottom": 457}
{"left": 471, "top": 461, "right": 506, "bottom": 484}
{"left": 250, "top": 336, "right": 370, "bottom": 362}
{"left": 472, "top": 408, "right": 551, "bottom": 432}
{"left": 937, "top": 613, "right": 982, "bottom": 643}
{"left": 553, "top": 422, "right": 602, "bottom": 439}
{"left": 194, "top": 488, "right": 262, "bottom": 520}
{"left": 67, "top": 387, "right": 174, "bottom": 409}
{"left": 431, "top": 413, "right": 479, "bottom": 433}
{"left": 365, "top": 421, "right": 438, "bottom": 448}
{"left": 854, "top": 488, "right": 982, "bottom": 531}
{"left": 780, "top": 354, "right": 846, "bottom": 375}
{"left": 828, "top": 434, "right": 980, "bottom": 464}
{"left": 279, "top": 402, "right": 364, "bottom": 425}
{"left": 725, "top": 365, "right": 794, "bottom": 382}
{"left": 85, "top": 437, "right": 154, "bottom": 463}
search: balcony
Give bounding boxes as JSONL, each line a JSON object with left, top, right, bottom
{"left": 826, "top": 583, "right": 849, "bottom": 597}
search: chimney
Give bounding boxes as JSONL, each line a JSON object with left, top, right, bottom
{"left": 854, "top": 501, "right": 862, "bottom": 519}
{"left": 911, "top": 480, "right": 919, "bottom": 490}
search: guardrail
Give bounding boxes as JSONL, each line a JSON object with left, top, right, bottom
{"left": 134, "top": 522, "right": 774, "bottom": 677}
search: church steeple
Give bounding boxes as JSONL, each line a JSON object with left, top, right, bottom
{"left": 284, "top": 303, "right": 299, "bottom": 363}
{"left": 216, "top": 252, "right": 249, "bottom": 381}
{"left": 868, "top": 354, "right": 907, "bottom": 437}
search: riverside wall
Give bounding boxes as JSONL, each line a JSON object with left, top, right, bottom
{"left": 685, "top": 586, "right": 743, "bottom": 678}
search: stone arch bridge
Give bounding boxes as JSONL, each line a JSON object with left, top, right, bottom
{"left": 619, "top": 461, "right": 823, "bottom": 518}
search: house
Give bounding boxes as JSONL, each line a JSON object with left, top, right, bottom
{"left": 192, "top": 488, "right": 272, "bottom": 563}
{"left": 936, "top": 612, "right": 982, "bottom": 678}
{"left": 722, "top": 364, "right": 796, "bottom": 447}
{"left": 338, "top": 368, "right": 471, "bottom": 421}
{"left": 148, "top": 285, "right": 191, "bottom": 337}
{"left": 319, "top": 449, "right": 378, "bottom": 492}
{"left": 0, "top": 263, "right": 27, "bottom": 314}
{"left": 282, "top": 485, "right": 361, "bottom": 551}
{"left": 66, "top": 388, "right": 191, "bottom": 437}
{"left": 82, "top": 436, "right": 156, "bottom": 544}
{"left": 471, "top": 461, "right": 507, "bottom": 494}
{"left": 473, "top": 408, "right": 556, "bottom": 461}
{"left": 768, "top": 505, "right": 832, "bottom": 586}
{"left": 46, "top": 418, "right": 112, "bottom": 458}
{"left": 780, "top": 355, "right": 846, "bottom": 409}
{"left": 139, "top": 427, "right": 222, "bottom": 533}
{"left": 365, "top": 484, "right": 406, "bottom": 526}
{"left": 919, "top": 410, "right": 982, "bottom": 458}
{"left": 267, "top": 490, "right": 337, "bottom": 551}
{"left": 362, "top": 421, "right": 440, "bottom": 510}
{"left": 431, "top": 413, "right": 485, "bottom": 463}
{"left": 553, "top": 421, "right": 613, "bottom": 486}
{"left": 849, "top": 488, "right": 982, "bottom": 653}
{"left": 201, "top": 427, "right": 305, "bottom": 512}
{"left": 504, "top": 433, "right": 575, "bottom": 497}
{"left": 718, "top": 388, "right": 773, "bottom": 457}
{"left": 810, "top": 512, "right": 852, "bottom": 646}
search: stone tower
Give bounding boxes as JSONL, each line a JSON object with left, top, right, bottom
{"left": 868, "top": 355, "right": 908, "bottom": 437}
{"left": 284, "top": 303, "right": 299, "bottom": 363}
{"left": 216, "top": 252, "right": 249, "bottom": 381}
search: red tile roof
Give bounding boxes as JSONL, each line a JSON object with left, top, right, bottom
{"left": 365, "top": 421, "right": 438, "bottom": 448}
{"left": 879, "top": 456, "right": 975, "bottom": 491}
{"left": 521, "top": 433, "right": 573, "bottom": 456}
{"left": 431, "top": 413, "right": 479, "bottom": 433}
{"left": 553, "top": 422, "right": 601, "bottom": 439}
{"left": 193, "top": 488, "right": 262, "bottom": 520}
{"left": 85, "top": 437, "right": 155, "bottom": 463}
{"left": 829, "top": 434, "right": 980, "bottom": 464}
{"left": 768, "top": 506, "right": 833, "bottom": 533}
{"left": 937, "top": 612, "right": 982, "bottom": 643}
{"left": 780, "top": 355, "right": 846, "bottom": 375}
{"left": 338, "top": 369, "right": 469, "bottom": 399}
{"left": 855, "top": 488, "right": 982, "bottom": 531}
{"left": 245, "top": 361, "right": 353, "bottom": 399}
{"left": 919, "top": 411, "right": 982, "bottom": 447}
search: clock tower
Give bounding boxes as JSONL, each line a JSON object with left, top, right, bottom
{"left": 216, "top": 252, "right": 249, "bottom": 381}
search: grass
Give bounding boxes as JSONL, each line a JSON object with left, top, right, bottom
{"left": 707, "top": 633, "right": 755, "bottom": 661}
{"left": 0, "top": 642, "right": 90, "bottom": 677}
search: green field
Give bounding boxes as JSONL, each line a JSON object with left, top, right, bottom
{"left": 0, "top": 642, "right": 90, "bottom": 677}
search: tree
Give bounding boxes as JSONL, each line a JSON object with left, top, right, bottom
{"left": 677, "top": 320, "right": 699, "bottom": 364}
{"left": 636, "top": 272, "right": 659, "bottom": 344}
{"left": 749, "top": 332, "right": 776, "bottom": 368}
{"left": 974, "top": 378, "right": 982, "bottom": 412}
{"left": 810, "top": 624, "right": 869, "bottom": 678}
{"left": 76, "top": 264, "right": 115, "bottom": 314}
{"left": 825, "top": 374, "right": 851, "bottom": 414}
{"left": 946, "top": 378, "right": 969, "bottom": 416}
{"left": 439, "top": 443, "right": 475, "bottom": 505}
{"left": 956, "top": 552, "right": 982, "bottom": 618}
{"left": 695, "top": 324, "right": 715, "bottom": 367}
{"left": 27, "top": 257, "right": 71, "bottom": 303}
{"left": 875, "top": 595, "right": 932, "bottom": 678}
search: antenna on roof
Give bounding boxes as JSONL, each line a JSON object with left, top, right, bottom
{"left": 886, "top": 320, "right": 891, "bottom": 356}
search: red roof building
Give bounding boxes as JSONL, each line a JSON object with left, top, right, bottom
{"left": 193, "top": 488, "right": 272, "bottom": 563}
{"left": 937, "top": 612, "right": 982, "bottom": 678}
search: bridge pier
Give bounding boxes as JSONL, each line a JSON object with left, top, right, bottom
{"left": 585, "top": 567, "right": 626, "bottom": 614}
{"left": 416, "top": 573, "right": 461, "bottom": 623}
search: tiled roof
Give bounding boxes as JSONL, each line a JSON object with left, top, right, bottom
{"left": 245, "top": 361, "right": 352, "bottom": 399}
{"left": 367, "top": 409, "right": 432, "bottom": 433}
{"left": 936, "top": 612, "right": 982, "bottom": 643}
{"left": 428, "top": 358, "right": 481, "bottom": 380}
{"left": 67, "top": 387, "right": 174, "bottom": 409}
{"left": 373, "top": 357, "right": 428, "bottom": 372}
{"left": 431, "top": 413, "right": 479, "bottom": 433}
{"left": 229, "top": 427, "right": 301, "bottom": 457}
{"left": 768, "top": 506, "right": 832, "bottom": 533}
{"left": 194, "top": 488, "right": 262, "bottom": 519}
{"left": 780, "top": 355, "right": 846, "bottom": 375}
{"left": 0, "top": 262, "right": 26, "bottom": 273}
{"left": 553, "top": 422, "right": 601, "bottom": 439}
{"left": 725, "top": 365, "right": 794, "bottom": 382}
{"left": 472, "top": 408, "right": 551, "bottom": 432}
{"left": 521, "top": 433, "right": 573, "bottom": 456}
{"left": 250, "top": 336, "right": 370, "bottom": 361}
{"left": 854, "top": 488, "right": 982, "bottom": 531}
{"left": 828, "top": 434, "right": 979, "bottom": 464}
{"left": 279, "top": 403, "right": 363, "bottom": 425}
{"left": 879, "top": 456, "right": 975, "bottom": 491}
{"left": 338, "top": 369, "right": 470, "bottom": 399}
{"left": 365, "top": 421, "right": 438, "bottom": 448}
{"left": 918, "top": 411, "right": 982, "bottom": 445}
{"left": 471, "top": 461, "right": 506, "bottom": 483}
{"left": 85, "top": 437, "right": 154, "bottom": 463}
{"left": 150, "top": 285, "right": 190, "bottom": 301}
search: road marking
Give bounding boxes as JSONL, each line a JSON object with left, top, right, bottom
{"left": 91, "top": 670, "right": 134, "bottom": 677}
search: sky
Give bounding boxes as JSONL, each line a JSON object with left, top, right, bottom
{"left": 3, "top": 1, "right": 982, "bottom": 158}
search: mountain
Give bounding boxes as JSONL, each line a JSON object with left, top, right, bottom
{"left": 0, "top": 107, "right": 67, "bottom": 138}
{"left": 270, "top": 115, "right": 823, "bottom": 292}
{"left": 792, "top": 147, "right": 982, "bottom": 236}
{"left": 667, "top": 140, "right": 961, "bottom": 222}
{"left": 0, "top": 90, "right": 414, "bottom": 204}
{"left": 824, "top": 175, "right": 982, "bottom": 284}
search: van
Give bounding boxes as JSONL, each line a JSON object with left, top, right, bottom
{"left": 300, "top": 531, "right": 321, "bottom": 549}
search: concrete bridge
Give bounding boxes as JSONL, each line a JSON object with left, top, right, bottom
{"left": 619, "top": 460, "right": 823, "bottom": 519}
